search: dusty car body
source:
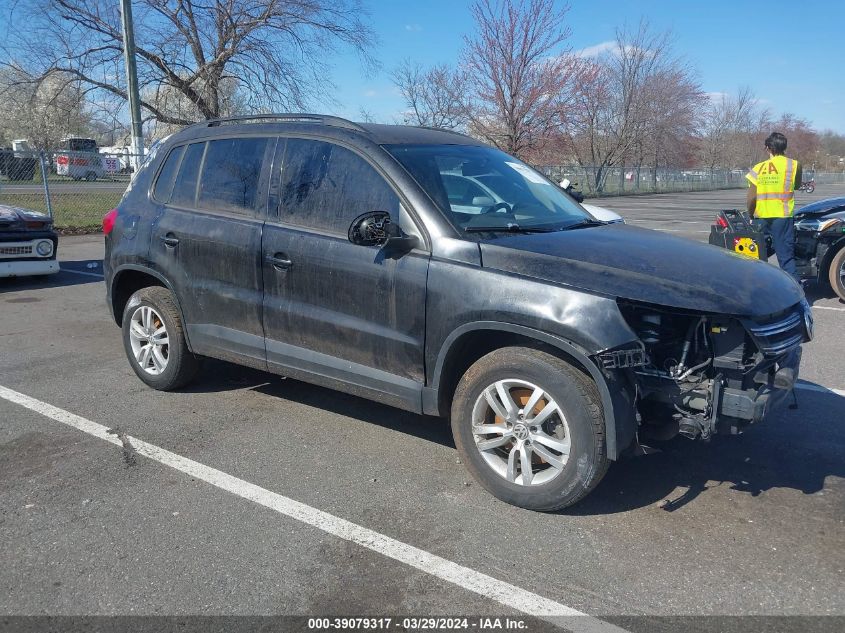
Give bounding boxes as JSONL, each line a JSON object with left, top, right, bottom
{"left": 103, "top": 115, "right": 811, "bottom": 510}
{"left": 0, "top": 205, "right": 59, "bottom": 278}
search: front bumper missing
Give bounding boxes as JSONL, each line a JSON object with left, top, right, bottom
{"left": 706, "top": 346, "right": 802, "bottom": 436}
{"left": 726, "top": 345, "right": 802, "bottom": 424}
{"left": 636, "top": 345, "right": 802, "bottom": 439}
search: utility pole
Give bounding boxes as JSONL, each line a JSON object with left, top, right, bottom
{"left": 120, "top": 0, "right": 144, "bottom": 171}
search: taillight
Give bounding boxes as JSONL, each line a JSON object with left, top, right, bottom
{"left": 25, "top": 221, "right": 46, "bottom": 229}
{"left": 103, "top": 209, "right": 118, "bottom": 235}
{"left": 716, "top": 216, "right": 728, "bottom": 229}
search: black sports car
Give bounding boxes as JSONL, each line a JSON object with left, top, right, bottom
{"left": 794, "top": 197, "right": 845, "bottom": 299}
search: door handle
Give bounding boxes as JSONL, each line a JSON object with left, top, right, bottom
{"left": 265, "top": 253, "right": 293, "bottom": 270}
{"left": 161, "top": 234, "right": 180, "bottom": 248}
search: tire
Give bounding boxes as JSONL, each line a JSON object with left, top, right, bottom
{"left": 806, "top": 184, "right": 815, "bottom": 193}
{"left": 85, "top": 171, "right": 97, "bottom": 181}
{"left": 451, "top": 347, "right": 609, "bottom": 511}
{"left": 121, "top": 286, "right": 199, "bottom": 390}
{"left": 829, "top": 248, "right": 845, "bottom": 301}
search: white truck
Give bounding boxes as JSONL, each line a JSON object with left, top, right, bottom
{"left": 55, "top": 137, "right": 106, "bottom": 181}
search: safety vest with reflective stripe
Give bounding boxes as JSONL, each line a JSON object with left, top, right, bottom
{"left": 745, "top": 155, "right": 799, "bottom": 218}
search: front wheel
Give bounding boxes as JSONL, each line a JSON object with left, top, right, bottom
{"left": 451, "top": 347, "right": 608, "bottom": 511}
{"left": 121, "top": 286, "right": 199, "bottom": 390}
{"left": 829, "top": 248, "right": 845, "bottom": 301}
{"left": 805, "top": 183, "right": 815, "bottom": 193}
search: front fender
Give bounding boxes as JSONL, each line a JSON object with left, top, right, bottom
{"left": 425, "top": 321, "right": 637, "bottom": 460}
{"left": 819, "top": 236, "right": 845, "bottom": 283}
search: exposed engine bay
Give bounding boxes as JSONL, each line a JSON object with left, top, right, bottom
{"left": 613, "top": 301, "right": 809, "bottom": 442}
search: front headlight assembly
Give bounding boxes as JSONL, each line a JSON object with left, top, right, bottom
{"left": 795, "top": 216, "right": 844, "bottom": 233}
{"left": 35, "top": 239, "right": 53, "bottom": 257}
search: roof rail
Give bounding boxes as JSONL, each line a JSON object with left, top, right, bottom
{"left": 414, "top": 125, "right": 472, "bottom": 138}
{"left": 203, "top": 113, "right": 369, "bottom": 133}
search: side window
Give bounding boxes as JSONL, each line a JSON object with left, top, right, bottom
{"left": 279, "top": 139, "right": 400, "bottom": 233}
{"left": 170, "top": 142, "right": 206, "bottom": 207}
{"left": 198, "top": 137, "right": 269, "bottom": 214}
{"left": 153, "top": 145, "right": 185, "bottom": 203}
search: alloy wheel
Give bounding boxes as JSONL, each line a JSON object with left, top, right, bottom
{"left": 470, "top": 379, "right": 571, "bottom": 486}
{"left": 128, "top": 305, "right": 170, "bottom": 375}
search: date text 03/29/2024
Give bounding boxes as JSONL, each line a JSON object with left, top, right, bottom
{"left": 307, "top": 617, "right": 529, "bottom": 630}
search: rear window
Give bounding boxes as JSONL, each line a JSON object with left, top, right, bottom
{"left": 170, "top": 142, "right": 206, "bottom": 207}
{"left": 153, "top": 145, "right": 185, "bottom": 203}
{"left": 197, "top": 137, "right": 269, "bottom": 214}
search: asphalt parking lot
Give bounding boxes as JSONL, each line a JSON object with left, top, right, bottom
{"left": 1, "top": 185, "right": 843, "bottom": 633}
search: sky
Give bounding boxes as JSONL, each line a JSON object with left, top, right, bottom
{"left": 1, "top": 0, "right": 841, "bottom": 134}
{"left": 329, "top": 0, "right": 845, "bottom": 132}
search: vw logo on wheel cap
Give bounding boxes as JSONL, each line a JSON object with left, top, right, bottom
{"left": 513, "top": 423, "right": 529, "bottom": 441}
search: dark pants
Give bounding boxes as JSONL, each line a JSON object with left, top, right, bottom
{"left": 759, "top": 217, "right": 798, "bottom": 281}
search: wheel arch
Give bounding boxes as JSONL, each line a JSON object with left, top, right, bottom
{"left": 820, "top": 236, "right": 845, "bottom": 284}
{"left": 424, "top": 321, "right": 636, "bottom": 459}
{"left": 110, "top": 265, "right": 194, "bottom": 352}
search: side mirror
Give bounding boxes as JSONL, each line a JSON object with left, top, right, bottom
{"left": 349, "top": 211, "right": 391, "bottom": 246}
{"left": 348, "top": 211, "right": 420, "bottom": 255}
{"left": 471, "top": 196, "right": 494, "bottom": 207}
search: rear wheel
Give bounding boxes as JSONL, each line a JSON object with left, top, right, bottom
{"left": 451, "top": 347, "right": 608, "bottom": 511}
{"left": 121, "top": 286, "right": 199, "bottom": 390}
{"left": 829, "top": 247, "right": 845, "bottom": 301}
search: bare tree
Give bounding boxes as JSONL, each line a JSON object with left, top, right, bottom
{"left": 391, "top": 59, "right": 467, "bottom": 130}
{"left": 770, "top": 113, "right": 819, "bottom": 165}
{"left": 819, "top": 130, "right": 845, "bottom": 171}
{"left": 0, "top": 67, "right": 94, "bottom": 149}
{"left": 698, "top": 86, "right": 764, "bottom": 173}
{"left": 2, "top": 0, "right": 377, "bottom": 125}
{"left": 638, "top": 66, "right": 706, "bottom": 186}
{"left": 459, "top": 0, "right": 583, "bottom": 158}
{"left": 566, "top": 22, "right": 698, "bottom": 192}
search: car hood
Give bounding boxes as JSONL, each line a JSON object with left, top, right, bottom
{"left": 479, "top": 224, "right": 803, "bottom": 318}
{"left": 795, "top": 197, "right": 845, "bottom": 217}
{"left": 0, "top": 204, "right": 53, "bottom": 230}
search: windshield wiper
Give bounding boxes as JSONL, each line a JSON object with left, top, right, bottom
{"left": 464, "top": 223, "right": 556, "bottom": 233}
{"left": 559, "top": 219, "right": 606, "bottom": 230}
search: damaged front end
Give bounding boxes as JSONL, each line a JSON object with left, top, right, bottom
{"left": 614, "top": 300, "right": 812, "bottom": 442}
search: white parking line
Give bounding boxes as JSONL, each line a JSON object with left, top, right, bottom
{"left": 60, "top": 267, "right": 104, "bottom": 279}
{"left": 0, "top": 384, "right": 624, "bottom": 633}
{"left": 813, "top": 305, "right": 845, "bottom": 312}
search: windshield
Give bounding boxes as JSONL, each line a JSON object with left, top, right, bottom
{"left": 386, "top": 144, "right": 590, "bottom": 231}
{"left": 66, "top": 138, "right": 98, "bottom": 152}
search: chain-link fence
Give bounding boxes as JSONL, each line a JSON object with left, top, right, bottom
{"left": 0, "top": 147, "right": 139, "bottom": 229}
{"left": 813, "top": 171, "right": 845, "bottom": 185}
{"left": 537, "top": 165, "right": 750, "bottom": 197}
{"left": 537, "top": 165, "right": 845, "bottom": 197}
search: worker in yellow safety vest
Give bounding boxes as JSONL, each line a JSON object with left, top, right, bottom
{"left": 745, "top": 132, "right": 803, "bottom": 282}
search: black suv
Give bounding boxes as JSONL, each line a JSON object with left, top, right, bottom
{"left": 104, "top": 114, "right": 811, "bottom": 511}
